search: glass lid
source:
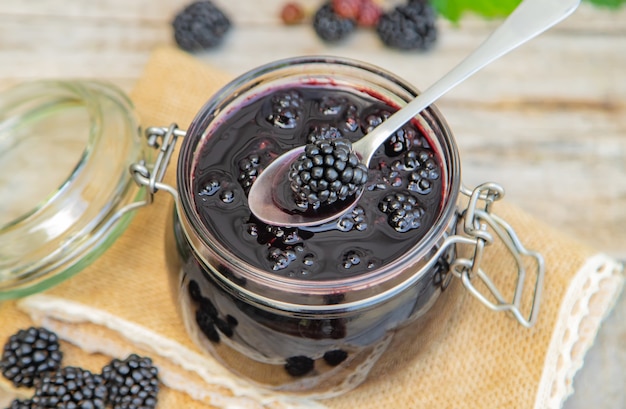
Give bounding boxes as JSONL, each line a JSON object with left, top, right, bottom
{"left": 0, "top": 80, "right": 147, "bottom": 300}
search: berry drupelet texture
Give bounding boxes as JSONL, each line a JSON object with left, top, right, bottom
{"left": 172, "top": 1, "right": 231, "bottom": 52}
{"left": 6, "top": 399, "right": 34, "bottom": 409}
{"left": 32, "top": 366, "right": 107, "bottom": 409}
{"left": 267, "top": 90, "right": 304, "bottom": 129}
{"left": 0, "top": 327, "right": 63, "bottom": 388}
{"left": 289, "top": 138, "right": 368, "bottom": 210}
{"left": 313, "top": 3, "right": 356, "bottom": 42}
{"left": 102, "top": 354, "right": 159, "bottom": 409}
{"left": 376, "top": 0, "right": 438, "bottom": 50}
{"left": 378, "top": 191, "right": 425, "bottom": 232}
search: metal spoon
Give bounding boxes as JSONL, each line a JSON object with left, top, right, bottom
{"left": 248, "top": 0, "right": 580, "bottom": 227}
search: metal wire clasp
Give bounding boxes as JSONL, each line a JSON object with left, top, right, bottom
{"left": 451, "top": 183, "right": 545, "bottom": 328}
{"left": 129, "top": 124, "right": 185, "bottom": 204}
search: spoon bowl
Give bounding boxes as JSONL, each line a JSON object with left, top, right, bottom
{"left": 249, "top": 0, "right": 581, "bottom": 227}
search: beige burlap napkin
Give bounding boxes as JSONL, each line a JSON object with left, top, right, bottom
{"left": 0, "top": 47, "right": 623, "bottom": 409}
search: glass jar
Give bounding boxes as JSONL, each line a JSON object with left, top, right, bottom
{"left": 136, "top": 56, "right": 544, "bottom": 396}
{"left": 0, "top": 80, "right": 147, "bottom": 300}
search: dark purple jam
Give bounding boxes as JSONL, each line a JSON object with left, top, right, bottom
{"left": 167, "top": 82, "right": 456, "bottom": 392}
{"left": 192, "top": 85, "right": 444, "bottom": 280}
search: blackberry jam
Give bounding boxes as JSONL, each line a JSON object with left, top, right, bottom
{"left": 155, "top": 57, "right": 542, "bottom": 396}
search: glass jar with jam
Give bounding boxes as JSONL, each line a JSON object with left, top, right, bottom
{"left": 137, "top": 56, "right": 544, "bottom": 396}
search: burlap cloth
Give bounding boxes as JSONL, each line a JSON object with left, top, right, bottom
{"left": 0, "top": 47, "right": 624, "bottom": 409}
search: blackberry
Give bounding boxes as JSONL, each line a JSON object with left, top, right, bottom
{"left": 172, "top": 1, "right": 231, "bottom": 52}
{"left": 266, "top": 90, "right": 303, "bottom": 129}
{"left": 198, "top": 178, "right": 221, "bottom": 196}
{"left": 362, "top": 108, "right": 417, "bottom": 157}
{"left": 1, "top": 327, "right": 63, "bottom": 388}
{"left": 313, "top": 3, "right": 356, "bottom": 43}
{"left": 102, "top": 354, "right": 159, "bottom": 409}
{"left": 196, "top": 308, "right": 220, "bottom": 343}
{"left": 237, "top": 153, "right": 261, "bottom": 193}
{"left": 342, "top": 104, "right": 359, "bottom": 133}
{"left": 188, "top": 279, "right": 203, "bottom": 303}
{"left": 268, "top": 247, "right": 298, "bottom": 271}
{"left": 337, "top": 206, "right": 367, "bottom": 232}
{"left": 362, "top": 109, "right": 391, "bottom": 134}
{"left": 33, "top": 366, "right": 107, "bottom": 409}
{"left": 6, "top": 399, "right": 34, "bottom": 409}
{"left": 289, "top": 138, "right": 368, "bottom": 210}
{"left": 323, "top": 349, "right": 348, "bottom": 366}
{"left": 378, "top": 191, "right": 425, "bottom": 232}
{"left": 318, "top": 95, "right": 348, "bottom": 116}
{"left": 284, "top": 356, "right": 314, "bottom": 377}
{"left": 392, "top": 150, "right": 439, "bottom": 194}
{"left": 376, "top": 0, "right": 438, "bottom": 50}
{"left": 385, "top": 126, "right": 416, "bottom": 156}
{"left": 306, "top": 123, "right": 344, "bottom": 144}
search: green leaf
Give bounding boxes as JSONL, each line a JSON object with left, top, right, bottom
{"left": 431, "top": 0, "right": 626, "bottom": 23}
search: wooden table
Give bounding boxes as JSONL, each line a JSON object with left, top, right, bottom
{"left": 1, "top": 1, "right": 624, "bottom": 407}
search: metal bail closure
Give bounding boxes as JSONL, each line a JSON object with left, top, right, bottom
{"left": 129, "top": 124, "right": 185, "bottom": 205}
{"left": 450, "top": 182, "right": 545, "bottom": 328}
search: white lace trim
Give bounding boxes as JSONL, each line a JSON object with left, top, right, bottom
{"left": 17, "top": 295, "right": 328, "bottom": 409}
{"left": 533, "top": 254, "right": 625, "bottom": 409}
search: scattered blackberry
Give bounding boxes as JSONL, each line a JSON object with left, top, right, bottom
{"left": 196, "top": 309, "right": 220, "bottom": 343}
{"left": 289, "top": 138, "right": 368, "bottom": 210}
{"left": 284, "top": 356, "right": 315, "bottom": 377}
{"left": 102, "top": 354, "right": 159, "bottom": 409}
{"left": 172, "top": 1, "right": 232, "bottom": 52}
{"left": 1, "top": 327, "right": 63, "bottom": 388}
{"left": 341, "top": 104, "right": 359, "bottom": 133}
{"left": 323, "top": 349, "right": 348, "bottom": 366}
{"left": 378, "top": 191, "right": 425, "bottom": 232}
{"left": 306, "top": 123, "right": 343, "bottom": 143}
{"left": 6, "top": 399, "right": 34, "bottom": 409}
{"left": 267, "top": 90, "right": 304, "bottom": 129}
{"left": 313, "top": 3, "right": 356, "bottom": 43}
{"left": 237, "top": 153, "right": 262, "bottom": 193}
{"left": 33, "top": 366, "right": 107, "bottom": 409}
{"left": 376, "top": 0, "right": 438, "bottom": 50}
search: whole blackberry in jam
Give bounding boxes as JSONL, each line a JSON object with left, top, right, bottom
{"left": 267, "top": 90, "right": 303, "bottom": 129}
{"left": 237, "top": 153, "right": 261, "bottom": 193}
{"left": 385, "top": 126, "right": 416, "bottom": 157}
{"left": 0, "top": 327, "right": 63, "bottom": 388}
{"left": 306, "top": 123, "right": 343, "bottom": 144}
{"left": 318, "top": 95, "right": 348, "bottom": 116}
{"left": 376, "top": 0, "right": 438, "bottom": 50}
{"left": 289, "top": 138, "right": 368, "bottom": 210}
{"left": 392, "top": 150, "right": 440, "bottom": 194}
{"left": 196, "top": 308, "right": 220, "bottom": 343}
{"left": 284, "top": 355, "right": 315, "bottom": 377}
{"left": 33, "top": 366, "right": 107, "bottom": 409}
{"left": 172, "top": 1, "right": 231, "bottom": 52}
{"left": 313, "top": 3, "right": 356, "bottom": 43}
{"left": 102, "top": 354, "right": 159, "bottom": 409}
{"left": 378, "top": 192, "right": 425, "bottom": 233}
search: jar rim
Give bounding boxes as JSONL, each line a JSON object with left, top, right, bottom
{"left": 0, "top": 80, "right": 145, "bottom": 299}
{"left": 177, "top": 56, "right": 461, "bottom": 309}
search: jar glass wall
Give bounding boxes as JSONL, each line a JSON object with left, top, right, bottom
{"left": 166, "top": 57, "right": 465, "bottom": 395}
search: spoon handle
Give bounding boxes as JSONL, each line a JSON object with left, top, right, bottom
{"left": 353, "top": 0, "right": 580, "bottom": 163}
